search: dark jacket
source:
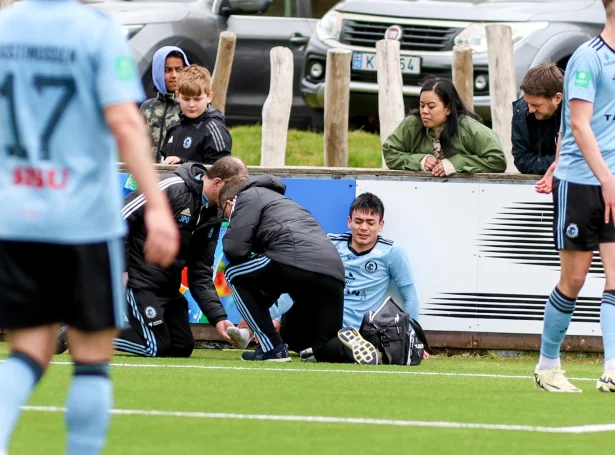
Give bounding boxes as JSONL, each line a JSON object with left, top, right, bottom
{"left": 123, "top": 163, "right": 227, "bottom": 325}
{"left": 511, "top": 98, "right": 560, "bottom": 175}
{"left": 222, "top": 175, "right": 345, "bottom": 284}
{"left": 160, "top": 105, "right": 232, "bottom": 165}
{"left": 187, "top": 211, "right": 228, "bottom": 326}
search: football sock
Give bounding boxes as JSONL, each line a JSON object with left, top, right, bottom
{"left": 66, "top": 363, "right": 112, "bottom": 455}
{"left": 538, "top": 287, "right": 576, "bottom": 370}
{"left": 601, "top": 291, "right": 615, "bottom": 374}
{"left": 0, "top": 352, "right": 43, "bottom": 450}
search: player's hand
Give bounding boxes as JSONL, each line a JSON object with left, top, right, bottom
{"left": 163, "top": 156, "right": 182, "bottom": 165}
{"left": 216, "top": 320, "right": 236, "bottom": 345}
{"left": 424, "top": 156, "right": 438, "bottom": 172}
{"left": 602, "top": 178, "right": 615, "bottom": 225}
{"left": 432, "top": 161, "right": 446, "bottom": 177}
{"left": 143, "top": 203, "right": 179, "bottom": 268}
{"left": 535, "top": 162, "right": 557, "bottom": 194}
{"left": 423, "top": 351, "right": 430, "bottom": 360}
{"left": 272, "top": 319, "right": 281, "bottom": 333}
{"left": 122, "top": 272, "right": 128, "bottom": 288}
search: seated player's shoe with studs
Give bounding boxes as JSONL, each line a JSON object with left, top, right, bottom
{"left": 227, "top": 327, "right": 252, "bottom": 349}
{"left": 55, "top": 325, "right": 69, "bottom": 355}
{"left": 337, "top": 327, "right": 378, "bottom": 365}
{"left": 596, "top": 371, "right": 615, "bottom": 392}
{"left": 534, "top": 366, "right": 582, "bottom": 393}
{"left": 241, "top": 343, "right": 291, "bottom": 362}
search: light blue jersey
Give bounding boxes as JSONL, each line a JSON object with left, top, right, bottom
{"left": 329, "top": 233, "right": 419, "bottom": 329}
{"left": 555, "top": 36, "right": 615, "bottom": 186}
{"left": 0, "top": 0, "right": 144, "bottom": 244}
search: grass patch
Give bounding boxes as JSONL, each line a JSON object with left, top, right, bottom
{"left": 3, "top": 343, "right": 614, "bottom": 455}
{"left": 230, "top": 125, "right": 383, "bottom": 168}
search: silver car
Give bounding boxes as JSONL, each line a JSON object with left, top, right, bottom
{"left": 300, "top": 0, "right": 605, "bottom": 123}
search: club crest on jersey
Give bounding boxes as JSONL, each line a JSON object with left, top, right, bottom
{"left": 145, "top": 306, "right": 157, "bottom": 319}
{"left": 179, "top": 208, "right": 191, "bottom": 224}
{"left": 566, "top": 223, "right": 579, "bottom": 239}
{"left": 183, "top": 137, "right": 192, "bottom": 148}
{"left": 365, "top": 260, "right": 378, "bottom": 273}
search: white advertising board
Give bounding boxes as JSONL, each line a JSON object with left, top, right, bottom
{"left": 356, "top": 179, "right": 603, "bottom": 336}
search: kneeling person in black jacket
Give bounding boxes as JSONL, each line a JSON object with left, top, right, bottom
{"left": 113, "top": 158, "right": 247, "bottom": 357}
{"left": 160, "top": 65, "right": 232, "bottom": 165}
{"left": 219, "top": 176, "right": 378, "bottom": 364}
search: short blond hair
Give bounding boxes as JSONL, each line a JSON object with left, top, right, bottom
{"left": 176, "top": 65, "right": 212, "bottom": 97}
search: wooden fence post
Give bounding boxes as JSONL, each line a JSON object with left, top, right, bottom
{"left": 260, "top": 47, "right": 294, "bottom": 167}
{"left": 452, "top": 44, "right": 474, "bottom": 111}
{"left": 211, "top": 31, "right": 236, "bottom": 114}
{"left": 486, "top": 24, "right": 517, "bottom": 173}
{"left": 324, "top": 48, "right": 351, "bottom": 167}
{"left": 376, "top": 39, "right": 405, "bottom": 169}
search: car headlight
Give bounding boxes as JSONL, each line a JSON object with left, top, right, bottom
{"left": 316, "top": 10, "right": 343, "bottom": 43}
{"left": 122, "top": 25, "right": 144, "bottom": 40}
{"left": 454, "top": 21, "right": 549, "bottom": 54}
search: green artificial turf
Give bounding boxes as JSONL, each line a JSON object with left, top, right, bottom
{"left": 3, "top": 344, "right": 614, "bottom": 455}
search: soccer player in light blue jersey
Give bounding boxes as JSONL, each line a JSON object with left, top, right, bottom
{"left": 0, "top": 1, "right": 180, "bottom": 453}
{"left": 534, "top": 0, "right": 615, "bottom": 393}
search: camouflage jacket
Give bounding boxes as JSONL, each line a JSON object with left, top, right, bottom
{"left": 140, "top": 92, "right": 182, "bottom": 161}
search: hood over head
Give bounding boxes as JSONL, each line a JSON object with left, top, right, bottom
{"left": 152, "top": 46, "right": 190, "bottom": 95}
{"left": 240, "top": 175, "right": 286, "bottom": 195}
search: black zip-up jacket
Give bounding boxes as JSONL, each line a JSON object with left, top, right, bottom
{"left": 222, "top": 175, "right": 345, "bottom": 284}
{"left": 160, "top": 105, "right": 232, "bottom": 165}
{"left": 123, "top": 163, "right": 227, "bottom": 325}
{"left": 511, "top": 98, "right": 560, "bottom": 175}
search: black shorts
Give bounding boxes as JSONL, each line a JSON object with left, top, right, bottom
{"left": 0, "top": 239, "right": 125, "bottom": 331}
{"left": 553, "top": 178, "right": 615, "bottom": 251}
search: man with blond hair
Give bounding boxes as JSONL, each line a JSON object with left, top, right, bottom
{"left": 160, "top": 64, "right": 232, "bottom": 165}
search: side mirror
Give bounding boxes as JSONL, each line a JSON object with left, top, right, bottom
{"left": 221, "top": 0, "right": 271, "bottom": 15}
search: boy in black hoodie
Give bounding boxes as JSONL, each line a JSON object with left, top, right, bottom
{"left": 161, "top": 65, "right": 232, "bottom": 165}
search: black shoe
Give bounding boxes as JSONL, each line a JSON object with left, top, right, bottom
{"left": 55, "top": 325, "right": 68, "bottom": 355}
{"left": 241, "top": 343, "right": 291, "bottom": 362}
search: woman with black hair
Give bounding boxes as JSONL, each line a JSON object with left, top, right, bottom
{"left": 383, "top": 77, "right": 507, "bottom": 176}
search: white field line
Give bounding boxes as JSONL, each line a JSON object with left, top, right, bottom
{"left": 21, "top": 406, "right": 615, "bottom": 434}
{"left": 49, "top": 361, "right": 597, "bottom": 382}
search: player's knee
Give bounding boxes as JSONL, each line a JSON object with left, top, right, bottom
{"left": 150, "top": 332, "right": 172, "bottom": 357}
{"left": 172, "top": 344, "right": 194, "bottom": 358}
{"left": 560, "top": 273, "right": 586, "bottom": 295}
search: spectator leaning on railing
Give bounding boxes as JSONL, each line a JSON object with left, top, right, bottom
{"left": 140, "top": 46, "right": 190, "bottom": 162}
{"left": 383, "top": 76, "right": 506, "bottom": 176}
{"left": 511, "top": 63, "right": 564, "bottom": 175}
{"left": 160, "top": 65, "right": 232, "bottom": 166}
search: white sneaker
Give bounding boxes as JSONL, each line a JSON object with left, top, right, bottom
{"left": 596, "top": 370, "right": 615, "bottom": 392}
{"left": 227, "top": 327, "right": 251, "bottom": 349}
{"left": 534, "top": 366, "right": 582, "bottom": 393}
